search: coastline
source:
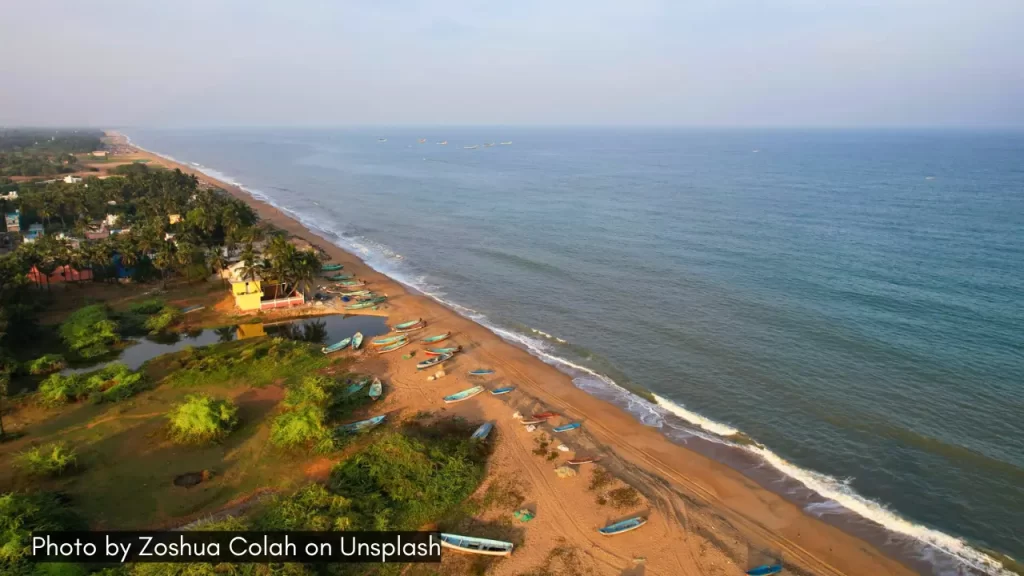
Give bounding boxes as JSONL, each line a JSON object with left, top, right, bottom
{"left": 108, "top": 131, "right": 938, "bottom": 575}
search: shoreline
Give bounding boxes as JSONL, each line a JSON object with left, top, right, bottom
{"left": 108, "top": 131, "right": 983, "bottom": 576}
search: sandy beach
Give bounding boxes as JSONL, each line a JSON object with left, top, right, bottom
{"left": 107, "top": 131, "right": 919, "bottom": 576}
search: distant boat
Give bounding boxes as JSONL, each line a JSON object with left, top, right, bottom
{"left": 464, "top": 145, "right": 478, "bottom": 149}
{"left": 500, "top": 141, "right": 512, "bottom": 145}
{"left": 421, "top": 332, "right": 451, "bottom": 343}
{"left": 324, "top": 273, "right": 354, "bottom": 281}
{"left": 470, "top": 422, "right": 493, "bottom": 440}
{"left": 444, "top": 386, "right": 484, "bottom": 404}
{"left": 321, "top": 263, "right": 343, "bottom": 272}
{"left": 484, "top": 143, "right": 495, "bottom": 147}
{"left": 346, "top": 378, "right": 369, "bottom": 395}
{"left": 439, "top": 533, "right": 512, "bottom": 557}
{"left": 425, "top": 345, "right": 461, "bottom": 357}
{"left": 322, "top": 337, "right": 351, "bottom": 354}
{"left": 368, "top": 378, "right": 382, "bottom": 400}
{"left": 532, "top": 412, "right": 558, "bottom": 420}
{"left": 344, "top": 296, "right": 386, "bottom": 310}
{"left": 417, "top": 352, "right": 453, "bottom": 370}
{"left": 418, "top": 138, "right": 427, "bottom": 144}
{"left": 378, "top": 138, "right": 387, "bottom": 142}
{"left": 337, "top": 414, "right": 386, "bottom": 434}
{"left": 598, "top": 517, "right": 646, "bottom": 536}
{"left": 372, "top": 334, "right": 407, "bottom": 346}
{"left": 394, "top": 318, "right": 425, "bottom": 332}
{"left": 468, "top": 369, "right": 494, "bottom": 377}
{"left": 553, "top": 422, "right": 581, "bottom": 433}
{"left": 567, "top": 457, "right": 600, "bottom": 465}
{"left": 746, "top": 565, "right": 783, "bottom": 576}
{"left": 377, "top": 338, "right": 410, "bottom": 353}
{"left": 351, "top": 332, "right": 364, "bottom": 350}
{"left": 437, "top": 141, "right": 448, "bottom": 145}
{"left": 491, "top": 386, "right": 515, "bottom": 395}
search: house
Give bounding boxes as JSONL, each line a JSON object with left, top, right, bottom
{"left": 23, "top": 223, "right": 44, "bottom": 243}
{"left": 231, "top": 279, "right": 264, "bottom": 311}
{"left": 28, "top": 265, "right": 93, "bottom": 285}
{"left": 225, "top": 261, "right": 304, "bottom": 312}
{"left": 55, "top": 232, "right": 83, "bottom": 249}
{"left": 90, "top": 151, "right": 108, "bottom": 157}
{"left": 63, "top": 175, "right": 83, "bottom": 184}
{"left": 168, "top": 214, "right": 182, "bottom": 225}
{"left": 5, "top": 211, "right": 20, "bottom": 233}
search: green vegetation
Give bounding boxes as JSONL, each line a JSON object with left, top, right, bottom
{"left": 254, "top": 484, "right": 353, "bottom": 531}
{"left": 59, "top": 304, "right": 120, "bottom": 359}
{"left": 0, "top": 129, "right": 102, "bottom": 177}
{"left": 163, "top": 338, "right": 329, "bottom": 389}
{"left": 270, "top": 374, "right": 373, "bottom": 453}
{"left": 128, "top": 298, "right": 166, "bottom": 315}
{"left": 0, "top": 491, "right": 83, "bottom": 571}
{"left": 38, "top": 363, "right": 145, "bottom": 406}
{"left": 25, "top": 353, "right": 66, "bottom": 375}
{"left": 167, "top": 394, "right": 239, "bottom": 444}
{"left": 143, "top": 306, "right": 182, "bottom": 334}
{"left": 14, "top": 441, "right": 78, "bottom": 476}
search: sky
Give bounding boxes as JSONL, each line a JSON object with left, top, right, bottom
{"left": 2, "top": 0, "right": 1023, "bottom": 128}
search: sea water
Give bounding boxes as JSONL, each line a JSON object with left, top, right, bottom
{"left": 126, "top": 128, "right": 1024, "bottom": 575}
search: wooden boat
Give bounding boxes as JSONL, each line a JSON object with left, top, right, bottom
{"left": 553, "top": 422, "right": 581, "bottom": 433}
{"left": 520, "top": 419, "right": 546, "bottom": 425}
{"left": 745, "top": 565, "right": 783, "bottom": 576}
{"left": 439, "top": 533, "right": 512, "bottom": 557}
{"left": 337, "top": 414, "right": 386, "bottom": 434}
{"left": 321, "top": 264, "right": 343, "bottom": 272}
{"left": 567, "top": 457, "right": 600, "bottom": 465}
{"left": 321, "top": 337, "right": 351, "bottom": 354}
{"left": 393, "top": 319, "right": 425, "bottom": 332}
{"left": 346, "top": 378, "right": 369, "bottom": 395}
{"left": 598, "top": 517, "right": 646, "bottom": 536}
{"left": 420, "top": 332, "right": 451, "bottom": 344}
{"left": 377, "top": 338, "right": 410, "bottom": 353}
{"left": 443, "top": 386, "right": 484, "bottom": 404}
{"left": 425, "top": 345, "right": 461, "bottom": 357}
{"left": 368, "top": 377, "right": 382, "bottom": 400}
{"left": 468, "top": 369, "right": 495, "bottom": 377}
{"left": 416, "top": 352, "right": 452, "bottom": 370}
{"left": 372, "top": 334, "right": 407, "bottom": 346}
{"left": 532, "top": 412, "right": 559, "bottom": 420}
{"left": 344, "top": 297, "right": 387, "bottom": 310}
{"left": 351, "top": 332, "right": 364, "bottom": 350}
{"left": 324, "top": 273, "right": 354, "bottom": 281}
{"left": 339, "top": 289, "right": 372, "bottom": 297}
{"left": 490, "top": 386, "right": 515, "bottom": 395}
{"left": 470, "top": 422, "right": 493, "bottom": 441}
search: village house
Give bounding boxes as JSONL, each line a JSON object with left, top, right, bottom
{"left": 5, "top": 211, "right": 20, "bottom": 233}
{"left": 28, "top": 265, "right": 93, "bottom": 286}
{"left": 23, "top": 223, "right": 44, "bottom": 243}
{"left": 224, "top": 260, "right": 304, "bottom": 312}
{"left": 63, "top": 175, "right": 83, "bottom": 184}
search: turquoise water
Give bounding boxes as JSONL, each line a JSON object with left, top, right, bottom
{"left": 127, "top": 128, "right": 1024, "bottom": 574}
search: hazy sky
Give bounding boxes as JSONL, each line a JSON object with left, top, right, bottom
{"left": 2, "top": 0, "right": 1022, "bottom": 127}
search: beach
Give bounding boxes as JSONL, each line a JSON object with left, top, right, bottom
{"left": 100, "top": 131, "right": 935, "bottom": 576}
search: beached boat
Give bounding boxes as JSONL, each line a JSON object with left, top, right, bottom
{"left": 532, "top": 412, "right": 559, "bottom": 420}
{"left": 420, "top": 332, "right": 451, "bottom": 343}
{"left": 376, "top": 338, "right": 410, "bottom": 353}
{"left": 470, "top": 422, "right": 493, "bottom": 441}
{"left": 745, "top": 566, "right": 783, "bottom": 576}
{"left": 335, "top": 279, "right": 364, "bottom": 286}
{"left": 567, "top": 457, "right": 600, "bottom": 465}
{"left": 439, "top": 533, "right": 512, "bottom": 557}
{"left": 553, "top": 422, "right": 581, "bottom": 433}
{"left": 393, "top": 318, "right": 425, "bottom": 332}
{"left": 491, "top": 386, "right": 515, "bottom": 395}
{"left": 338, "top": 289, "right": 372, "bottom": 297}
{"left": 344, "top": 297, "right": 387, "bottom": 310}
{"left": 368, "top": 378, "right": 382, "bottom": 400}
{"left": 321, "top": 264, "right": 343, "bottom": 272}
{"left": 598, "top": 517, "right": 646, "bottom": 536}
{"left": 338, "top": 414, "right": 386, "bottom": 434}
{"left": 346, "top": 378, "right": 369, "bottom": 395}
{"left": 443, "top": 386, "right": 484, "bottom": 404}
{"left": 425, "top": 345, "right": 461, "bottom": 357}
{"left": 351, "top": 332, "right": 364, "bottom": 350}
{"left": 180, "top": 304, "right": 205, "bottom": 314}
{"left": 416, "top": 352, "right": 452, "bottom": 370}
{"left": 468, "top": 369, "right": 495, "bottom": 377}
{"left": 372, "top": 334, "right": 407, "bottom": 346}
{"left": 321, "top": 337, "right": 351, "bottom": 354}
{"left": 520, "top": 419, "right": 546, "bottom": 425}
{"left": 324, "top": 273, "right": 354, "bottom": 281}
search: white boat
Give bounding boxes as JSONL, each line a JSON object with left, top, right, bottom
{"left": 378, "top": 138, "right": 387, "bottom": 142}
{"left": 500, "top": 141, "right": 512, "bottom": 145}
{"left": 440, "top": 533, "right": 513, "bottom": 557}
{"left": 437, "top": 141, "right": 448, "bottom": 145}
{"left": 464, "top": 145, "right": 478, "bottom": 150}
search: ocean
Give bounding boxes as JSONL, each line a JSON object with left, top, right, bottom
{"left": 126, "top": 128, "right": 1024, "bottom": 575}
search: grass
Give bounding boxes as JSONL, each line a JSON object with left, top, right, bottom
{"left": 588, "top": 467, "right": 614, "bottom": 492}
{"left": 14, "top": 441, "right": 78, "bottom": 476}
{"left": 37, "top": 363, "right": 146, "bottom": 406}
{"left": 606, "top": 486, "right": 641, "bottom": 509}
{"left": 25, "top": 354, "right": 66, "bottom": 375}
{"left": 0, "top": 492, "right": 83, "bottom": 571}
{"left": 157, "top": 338, "right": 331, "bottom": 389}
{"left": 59, "top": 304, "right": 120, "bottom": 359}
{"left": 270, "top": 374, "right": 372, "bottom": 453}
{"left": 167, "top": 394, "right": 239, "bottom": 444}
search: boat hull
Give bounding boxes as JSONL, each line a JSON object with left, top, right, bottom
{"left": 425, "top": 346, "right": 461, "bottom": 357}
{"left": 351, "top": 332, "right": 364, "bottom": 350}
{"left": 421, "top": 332, "right": 450, "bottom": 343}
{"left": 598, "top": 517, "right": 646, "bottom": 536}
{"left": 553, "top": 422, "right": 581, "bottom": 432}
{"left": 444, "top": 386, "right": 484, "bottom": 404}
{"left": 491, "top": 387, "right": 515, "bottom": 395}
{"left": 416, "top": 352, "right": 453, "bottom": 370}
{"left": 470, "top": 422, "right": 493, "bottom": 440}
{"left": 439, "top": 534, "right": 512, "bottom": 557}
{"left": 368, "top": 378, "right": 382, "bottom": 400}
{"left": 394, "top": 319, "right": 425, "bottom": 332}
{"left": 377, "top": 338, "right": 410, "bottom": 353}
{"left": 322, "top": 338, "right": 351, "bottom": 354}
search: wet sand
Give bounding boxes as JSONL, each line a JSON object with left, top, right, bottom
{"left": 107, "top": 131, "right": 918, "bottom": 576}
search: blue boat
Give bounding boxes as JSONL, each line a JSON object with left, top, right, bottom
{"left": 443, "top": 386, "right": 484, "bottom": 404}
{"left": 439, "top": 533, "right": 513, "bottom": 557}
{"left": 368, "top": 378, "right": 383, "bottom": 400}
{"left": 346, "top": 378, "right": 369, "bottom": 395}
{"left": 553, "top": 422, "right": 581, "bottom": 432}
{"left": 372, "top": 334, "right": 407, "bottom": 346}
{"left": 421, "top": 332, "right": 451, "bottom": 343}
{"left": 598, "top": 517, "right": 646, "bottom": 535}
{"left": 321, "top": 263, "right": 343, "bottom": 272}
{"left": 425, "top": 345, "right": 462, "bottom": 357}
{"left": 321, "top": 337, "right": 351, "bottom": 354}
{"left": 470, "top": 422, "right": 493, "bottom": 440}
{"left": 393, "top": 318, "right": 425, "bottom": 332}
{"left": 351, "top": 332, "right": 364, "bottom": 350}
{"left": 337, "top": 414, "right": 386, "bottom": 434}
{"left": 468, "top": 369, "right": 495, "bottom": 377}
{"left": 491, "top": 386, "right": 515, "bottom": 395}
{"left": 417, "top": 352, "right": 452, "bottom": 370}
{"left": 746, "top": 565, "right": 783, "bottom": 576}
{"left": 377, "top": 337, "right": 410, "bottom": 353}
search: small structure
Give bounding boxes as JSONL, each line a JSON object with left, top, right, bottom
{"left": 168, "top": 214, "right": 182, "bottom": 225}
{"left": 4, "top": 211, "right": 20, "bottom": 233}
{"left": 63, "top": 175, "right": 83, "bottom": 184}
{"left": 23, "top": 223, "right": 44, "bottom": 243}
{"left": 104, "top": 214, "right": 120, "bottom": 227}
{"left": 55, "top": 232, "right": 83, "bottom": 249}
{"left": 231, "top": 279, "right": 263, "bottom": 311}
{"left": 0, "top": 190, "right": 18, "bottom": 201}
{"left": 28, "top": 265, "right": 93, "bottom": 285}
{"left": 90, "top": 150, "right": 108, "bottom": 157}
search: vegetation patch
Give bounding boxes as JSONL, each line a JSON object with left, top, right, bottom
{"left": 162, "top": 338, "right": 329, "bottom": 389}
{"left": 25, "top": 353, "right": 66, "bottom": 375}
{"left": 606, "top": 486, "right": 641, "bottom": 510}
{"left": 0, "top": 492, "right": 84, "bottom": 572}
{"left": 143, "top": 306, "right": 182, "bottom": 335}
{"left": 38, "top": 363, "right": 145, "bottom": 406}
{"left": 270, "top": 374, "right": 372, "bottom": 453}
{"left": 14, "top": 441, "right": 78, "bottom": 477}
{"left": 588, "top": 467, "right": 614, "bottom": 492}
{"left": 167, "top": 394, "right": 239, "bottom": 444}
{"left": 58, "top": 304, "right": 120, "bottom": 359}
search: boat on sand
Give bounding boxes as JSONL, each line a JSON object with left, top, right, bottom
{"left": 421, "top": 332, "right": 450, "bottom": 343}
{"left": 351, "top": 332, "right": 363, "bottom": 350}
{"left": 337, "top": 414, "right": 386, "bottom": 434}
{"left": 532, "top": 412, "right": 558, "bottom": 420}
{"left": 372, "top": 334, "right": 406, "bottom": 346}
{"left": 567, "top": 457, "right": 600, "bottom": 465}
{"left": 425, "top": 345, "right": 461, "bottom": 356}
{"left": 470, "top": 422, "right": 493, "bottom": 440}
{"left": 368, "top": 378, "right": 382, "bottom": 400}
{"left": 439, "top": 533, "right": 512, "bottom": 556}
{"left": 321, "top": 263, "right": 343, "bottom": 272}
{"left": 598, "top": 517, "right": 646, "bottom": 535}
{"left": 553, "top": 422, "right": 581, "bottom": 432}
{"left": 376, "top": 338, "right": 410, "bottom": 353}
{"left": 745, "top": 565, "right": 783, "bottom": 576}
{"left": 444, "top": 386, "right": 484, "bottom": 404}
{"left": 394, "top": 318, "right": 425, "bottom": 332}
{"left": 468, "top": 369, "right": 495, "bottom": 376}
{"left": 322, "top": 337, "right": 351, "bottom": 354}
{"left": 416, "top": 352, "right": 453, "bottom": 370}
{"left": 491, "top": 386, "right": 515, "bottom": 395}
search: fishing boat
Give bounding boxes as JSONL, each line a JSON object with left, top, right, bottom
{"left": 500, "top": 141, "right": 512, "bottom": 145}
{"left": 439, "top": 533, "right": 512, "bottom": 557}
{"left": 484, "top": 142, "right": 495, "bottom": 147}
{"left": 346, "top": 378, "right": 369, "bottom": 395}
{"left": 418, "top": 138, "right": 427, "bottom": 143}
{"left": 520, "top": 419, "right": 546, "bottom": 425}
{"left": 321, "top": 337, "right": 351, "bottom": 354}
{"left": 378, "top": 138, "right": 387, "bottom": 142}
{"left": 372, "top": 334, "right": 407, "bottom": 346}
{"left": 368, "top": 378, "right": 383, "bottom": 400}
{"left": 393, "top": 318, "right": 425, "bottom": 332}
{"left": 321, "top": 263, "right": 343, "bottom": 272}
{"left": 425, "top": 345, "right": 461, "bottom": 357}
{"left": 344, "top": 297, "right": 387, "bottom": 310}
{"left": 377, "top": 338, "right": 410, "bottom": 353}
{"left": 325, "top": 273, "right": 355, "bottom": 281}
{"left": 567, "top": 457, "right": 600, "bottom": 465}
{"left": 437, "top": 141, "right": 448, "bottom": 145}
{"left": 532, "top": 412, "right": 559, "bottom": 420}
{"left": 351, "top": 332, "right": 364, "bottom": 350}
{"left": 420, "top": 332, "right": 451, "bottom": 343}
{"left": 468, "top": 369, "right": 495, "bottom": 377}
{"left": 470, "top": 422, "right": 493, "bottom": 440}
{"left": 553, "top": 422, "right": 581, "bottom": 433}
{"left": 339, "top": 289, "right": 372, "bottom": 297}
{"left": 464, "top": 145, "right": 478, "bottom": 149}
{"left": 598, "top": 517, "right": 646, "bottom": 536}
{"left": 490, "top": 386, "right": 515, "bottom": 395}
{"left": 745, "top": 566, "right": 783, "bottom": 576}
{"left": 335, "top": 279, "right": 364, "bottom": 287}
{"left": 443, "top": 386, "right": 484, "bottom": 404}
{"left": 337, "top": 414, "right": 386, "bottom": 434}
{"left": 416, "top": 352, "right": 452, "bottom": 370}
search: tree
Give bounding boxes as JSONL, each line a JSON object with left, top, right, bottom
{"left": 207, "top": 249, "right": 228, "bottom": 288}
{"left": 152, "top": 243, "right": 176, "bottom": 289}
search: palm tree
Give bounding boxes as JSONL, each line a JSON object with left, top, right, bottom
{"left": 207, "top": 249, "right": 228, "bottom": 288}
{"left": 153, "top": 243, "right": 177, "bottom": 289}
{"left": 214, "top": 326, "right": 236, "bottom": 343}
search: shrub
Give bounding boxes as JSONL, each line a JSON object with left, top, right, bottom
{"left": 606, "top": 486, "right": 641, "bottom": 510}
{"left": 128, "top": 298, "right": 165, "bottom": 315}
{"left": 167, "top": 394, "right": 238, "bottom": 444}
{"left": 26, "top": 354, "right": 66, "bottom": 375}
{"left": 165, "top": 338, "right": 329, "bottom": 389}
{"left": 0, "top": 492, "right": 83, "bottom": 569}
{"left": 254, "top": 485, "right": 353, "bottom": 531}
{"left": 588, "top": 467, "right": 614, "bottom": 492}
{"left": 14, "top": 442, "right": 77, "bottom": 476}
{"left": 270, "top": 404, "right": 332, "bottom": 453}
{"left": 38, "top": 363, "right": 145, "bottom": 407}
{"left": 144, "top": 306, "right": 181, "bottom": 334}
{"left": 59, "top": 305, "right": 120, "bottom": 358}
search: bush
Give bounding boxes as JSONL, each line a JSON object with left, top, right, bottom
{"left": 59, "top": 305, "right": 120, "bottom": 359}
{"left": 164, "top": 338, "right": 329, "bottom": 389}
{"left": 128, "top": 298, "right": 165, "bottom": 315}
{"left": 14, "top": 442, "right": 77, "bottom": 476}
{"left": 270, "top": 404, "right": 333, "bottom": 453}
{"left": 606, "top": 486, "right": 641, "bottom": 510}
{"left": 167, "top": 394, "right": 238, "bottom": 444}
{"left": 38, "top": 363, "right": 145, "bottom": 407}
{"left": 26, "top": 354, "right": 66, "bottom": 375}
{"left": 254, "top": 484, "right": 353, "bottom": 531}
{"left": 0, "top": 492, "right": 83, "bottom": 569}
{"left": 144, "top": 306, "right": 181, "bottom": 334}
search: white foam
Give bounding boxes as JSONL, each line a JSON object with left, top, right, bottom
{"left": 651, "top": 393, "right": 740, "bottom": 436}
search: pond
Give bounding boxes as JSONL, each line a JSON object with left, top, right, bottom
{"left": 62, "top": 314, "right": 389, "bottom": 375}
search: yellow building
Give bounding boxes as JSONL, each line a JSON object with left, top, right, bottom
{"left": 168, "top": 214, "right": 182, "bottom": 224}
{"left": 231, "top": 280, "right": 263, "bottom": 311}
